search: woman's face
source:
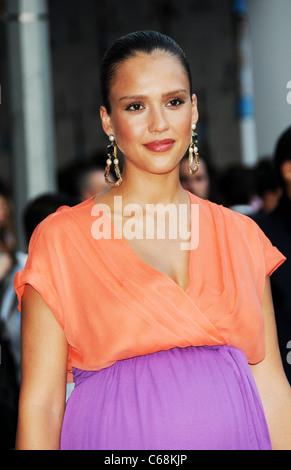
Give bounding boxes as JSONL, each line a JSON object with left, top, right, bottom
{"left": 100, "top": 50, "right": 198, "bottom": 176}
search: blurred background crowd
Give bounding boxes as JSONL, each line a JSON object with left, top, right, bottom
{"left": 0, "top": 0, "right": 291, "bottom": 449}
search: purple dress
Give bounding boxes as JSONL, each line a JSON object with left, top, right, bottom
{"left": 60, "top": 345, "right": 271, "bottom": 450}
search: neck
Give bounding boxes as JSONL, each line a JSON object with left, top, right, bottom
{"left": 117, "top": 164, "right": 188, "bottom": 207}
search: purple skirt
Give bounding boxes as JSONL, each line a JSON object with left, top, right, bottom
{"left": 60, "top": 345, "right": 271, "bottom": 450}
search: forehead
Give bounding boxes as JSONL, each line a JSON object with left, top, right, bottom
{"left": 109, "top": 50, "right": 190, "bottom": 97}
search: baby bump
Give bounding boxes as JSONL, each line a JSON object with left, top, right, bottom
{"left": 61, "top": 345, "right": 271, "bottom": 450}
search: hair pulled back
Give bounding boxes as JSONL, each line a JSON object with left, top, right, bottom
{"left": 100, "top": 30, "right": 192, "bottom": 113}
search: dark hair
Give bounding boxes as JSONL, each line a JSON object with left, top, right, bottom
{"left": 23, "top": 193, "right": 78, "bottom": 245}
{"left": 218, "top": 164, "right": 256, "bottom": 207}
{"left": 100, "top": 30, "right": 192, "bottom": 113}
{"left": 255, "top": 158, "right": 280, "bottom": 197}
{"left": 274, "top": 126, "right": 291, "bottom": 188}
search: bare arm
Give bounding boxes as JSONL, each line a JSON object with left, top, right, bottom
{"left": 16, "top": 285, "right": 68, "bottom": 450}
{"left": 250, "top": 276, "right": 291, "bottom": 450}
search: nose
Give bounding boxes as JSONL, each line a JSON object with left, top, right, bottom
{"left": 148, "top": 105, "right": 170, "bottom": 134}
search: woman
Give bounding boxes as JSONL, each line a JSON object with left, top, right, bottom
{"left": 15, "top": 31, "right": 291, "bottom": 450}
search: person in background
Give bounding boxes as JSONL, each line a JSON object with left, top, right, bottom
{"left": 179, "top": 155, "right": 210, "bottom": 200}
{"left": 253, "top": 127, "right": 291, "bottom": 384}
{"left": 0, "top": 181, "right": 21, "bottom": 378}
{"left": 23, "top": 192, "right": 79, "bottom": 249}
{"left": 217, "top": 163, "right": 258, "bottom": 216}
{"left": 0, "top": 181, "right": 25, "bottom": 449}
{"left": 58, "top": 156, "right": 109, "bottom": 202}
{"left": 0, "top": 323, "right": 19, "bottom": 449}
{"left": 76, "top": 161, "right": 108, "bottom": 201}
{"left": 0, "top": 181, "right": 15, "bottom": 278}
{"left": 255, "top": 158, "right": 282, "bottom": 213}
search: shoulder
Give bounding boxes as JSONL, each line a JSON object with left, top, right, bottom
{"left": 29, "top": 197, "right": 93, "bottom": 247}
{"left": 189, "top": 192, "right": 260, "bottom": 235}
{"left": 214, "top": 201, "right": 260, "bottom": 233}
{"left": 188, "top": 193, "right": 273, "bottom": 263}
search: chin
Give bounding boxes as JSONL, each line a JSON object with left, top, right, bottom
{"left": 147, "top": 163, "right": 180, "bottom": 176}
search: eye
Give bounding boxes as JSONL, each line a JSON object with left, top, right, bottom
{"left": 167, "top": 98, "right": 185, "bottom": 107}
{"left": 125, "top": 102, "right": 144, "bottom": 111}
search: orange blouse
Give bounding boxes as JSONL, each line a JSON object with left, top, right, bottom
{"left": 14, "top": 192, "right": 286, "bottom": 382}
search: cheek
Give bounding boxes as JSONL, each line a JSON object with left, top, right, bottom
{"left": 114, "top": 117, "right": 145, "bottom": 151}
{"left": 173, "top": 108, "right": 193, "bottom": 137}
{"left": 177, "top": 116, "right": 192, "bottom": 148}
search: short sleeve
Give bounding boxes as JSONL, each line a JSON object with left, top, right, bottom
{"left": 14, "top": 213, "right": 64, "bottom": 329}
{"left": 250, "top": 218, "right": 286, "bottom": 277}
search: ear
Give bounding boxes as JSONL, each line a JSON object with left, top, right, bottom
{"left": 100, "top": 106, "right": 114, "bottom": 137}
{"left": 191, "top": 94, "right": 199, "bottom": 124}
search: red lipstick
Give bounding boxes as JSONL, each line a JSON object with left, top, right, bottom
{"left": 143, "top": 139, "right": 175, "bottom": 153}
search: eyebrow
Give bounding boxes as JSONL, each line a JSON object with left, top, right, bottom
{"left": 119, "top": 89, "right": 188, "bottom": 101}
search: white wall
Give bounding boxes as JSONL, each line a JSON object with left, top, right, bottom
{"left": 248, "top": 0, "right": 291, "bottom": 158}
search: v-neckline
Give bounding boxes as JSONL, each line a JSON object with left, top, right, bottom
{"left": 91, "top": 191, "right": 197, "bottom": 294}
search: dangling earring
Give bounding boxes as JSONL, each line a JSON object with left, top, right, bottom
{"left": 104, "top": 134, "right": 123, "bottom": 187}
{"left": 188, "top": 123, "right": 200, "bottom": 174}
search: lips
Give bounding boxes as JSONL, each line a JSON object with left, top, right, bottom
{"left": 143, "top": 139, "right": 175, "bottom": 153}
